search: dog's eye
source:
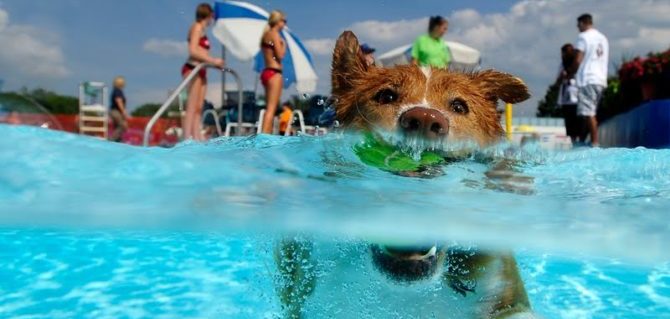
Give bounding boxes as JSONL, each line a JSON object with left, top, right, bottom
{"left": 450, "top": 98, "right": 469, "bottom": 114}
{"left": 374, "top": 89, "right": 398, "bottom": 105}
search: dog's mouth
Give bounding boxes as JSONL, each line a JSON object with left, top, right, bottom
{"left": 374, "top": 131, "right": 476, "bottom": 161}
{"left": 370, "top": 244, "right": 441, "bottom": 282}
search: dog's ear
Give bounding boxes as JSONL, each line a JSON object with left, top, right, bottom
{"left": 474, "top": 70, "right": 530, "bottom": 104}
{"left": 331, "top": 31, "right": 368, "bottom": 97}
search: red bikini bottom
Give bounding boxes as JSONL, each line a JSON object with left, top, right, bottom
{"left": 260, "top": 68, "right": 282, "bottom": 86}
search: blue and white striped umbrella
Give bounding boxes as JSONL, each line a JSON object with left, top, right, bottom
{"left": 212, "top": 1, "right": 318, "bottom": 94}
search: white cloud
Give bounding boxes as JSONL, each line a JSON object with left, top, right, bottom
{"left": 316, "top": 0, "right": 670, "bottom": 116}
{"left": 0, "top": 9, "right": 8, "bottom": 31}
{"left": 0, "top": 8, "right": 70, "bottom": 81}
{"left": 303, "top": 38, "right": 335, "bottom": 56}
{"left": 143, "top": 38, "right": 187, "bottom": 57}
{"left": 349, "top": 18, "right": 427, "bottom": 47}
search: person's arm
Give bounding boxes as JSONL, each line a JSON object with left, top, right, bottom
{"left": 273, "top": 31, "right": 287, "bottom": 60}
{"left": 570, "top": 36, "right": 586, "bottom": 77}
{"left": 188, "top": 24, "right": 224, "bottom": 67}
{"left": 115, "top": 96, "right": 129, "bottom": 118}
{"left": 570, "top": 51, "right": 584, "bottom": 77}
{"left": 554, "top": 64, "right": 566, "bottom": 86}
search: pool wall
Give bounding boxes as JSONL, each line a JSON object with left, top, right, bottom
{"left": 599, "top": 99, "right": 670, "bottom": 148}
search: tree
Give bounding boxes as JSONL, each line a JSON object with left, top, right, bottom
{"left": 0, "top": 92, "right": 37, "bottom": 112}
{"left": 536, "top": 84, "right": 562, "bottom": 118}
{"left": 27, "top": 88, "right": 79, "bottom": 114}
{"left": 131, "top": 102, "right": 181, "bottom": 118}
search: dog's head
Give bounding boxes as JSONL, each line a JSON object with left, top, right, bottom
{"left": 332, "top": 31, "right": 529, "bottom": 282}
{"left": 331, "top": 31, "right": 529, "bottom": 151}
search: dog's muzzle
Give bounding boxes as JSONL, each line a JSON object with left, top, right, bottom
{"left": 398, "top": 107, "right": 449, "bottom": 140}
{"left": 370, "top": 244, "right": 440, "bottom": 282}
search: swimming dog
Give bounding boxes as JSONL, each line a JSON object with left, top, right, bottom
{"left": 273, "top": 31, "right": 538, "bottom": 319}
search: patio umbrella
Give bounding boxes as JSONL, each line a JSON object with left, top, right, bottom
{"left": 377, "top": 41, "right": 481, "bottom": 70}
{"left": 212, "top": 1, "right": 318, "bottom": 94}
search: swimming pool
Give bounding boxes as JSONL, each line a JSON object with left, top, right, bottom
{"left": 1, "top": 125, "right": 669, "bottom": 318}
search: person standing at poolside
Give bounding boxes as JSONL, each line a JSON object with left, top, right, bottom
{"left": 182, "top": 3, "right": 225, "bottom": 141}
{"left": 109, "top": 76, "right": 129, "bottom": 142}
{"left": 411, "top": 16, "right": 451, "bottom": 69}
{"left": 571, "top": 13, "right": 608, "bottom": 147}
{"left": 556, "top": 44, "right": 581, "bottom": 144}
{"left": 260, "top": 10, "right": 287, "bottom": 134}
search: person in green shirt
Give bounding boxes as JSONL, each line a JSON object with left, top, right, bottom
{"left": 411, "top": 16, "right": 451, "bottom": 69}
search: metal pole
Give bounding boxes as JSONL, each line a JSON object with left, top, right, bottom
{"left": 143, "top": 63, "right": 205, "bottom": 146}
{"left": 221, "top": 45, "right": 227, "bottom": 108}
{"left": 505, "top": 103, "right": 513, "bottom": 141}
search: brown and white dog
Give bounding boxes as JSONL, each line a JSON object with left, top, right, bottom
{"left": 274, "top": 31, "right": 538, "bottom": 319}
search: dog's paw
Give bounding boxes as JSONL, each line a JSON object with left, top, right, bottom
{"left": 484, "top": 165, "right": 535, "bottom": 195}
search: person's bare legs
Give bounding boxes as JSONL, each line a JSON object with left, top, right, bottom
{"left": 587, "top": 115, "right": 598, "bottom": 146}
{"left": 262, "top": 74, "right": 283, "bottom": 134}
{"left": 193, "top": 78, "right": 207, "bottom": 141}
{"left": 183, "top": 75, "right": 203, "bottom": 140}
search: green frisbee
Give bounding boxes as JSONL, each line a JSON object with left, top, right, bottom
{"left": 353, "top": 133, "right": 445, "bottom": 173}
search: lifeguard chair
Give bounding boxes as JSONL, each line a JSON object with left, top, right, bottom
{"left": 78, "top": 82, "right": 108, "bottom": 139}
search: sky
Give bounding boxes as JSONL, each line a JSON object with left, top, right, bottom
{"left": 0, "top": 0, "right": 669, "bottom": 116}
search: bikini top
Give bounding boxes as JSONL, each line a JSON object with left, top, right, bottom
{"left": 188, "top": 35, "right": 210, "bottom": 50}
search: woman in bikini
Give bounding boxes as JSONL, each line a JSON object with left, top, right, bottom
{"left": 182, "top": 3, "right": 225, "bottom": 141}
{"left": 259, "top": 10, "right": 287, "bottom": 134}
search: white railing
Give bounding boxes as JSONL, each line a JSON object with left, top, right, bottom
{"left": 143, "top": 64, "right": 243, "bottom": 146}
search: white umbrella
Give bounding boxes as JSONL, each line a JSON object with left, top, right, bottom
{"left": 212, "top": 1, "right": 318, "bottom": 94}
{"left": 378, "top": 41, "right": 481, "bottom": 69}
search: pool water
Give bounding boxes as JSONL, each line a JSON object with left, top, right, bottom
{"left": 1, "top": 125, "right": 669, "bottom": 318}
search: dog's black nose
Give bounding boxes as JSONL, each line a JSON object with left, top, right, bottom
{"left": 399, "top": 107, "right": 449, "bottom": 140}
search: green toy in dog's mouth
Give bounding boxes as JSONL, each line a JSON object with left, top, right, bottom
{"left": 353, "top": 132, "right": 447, "bottom": 173}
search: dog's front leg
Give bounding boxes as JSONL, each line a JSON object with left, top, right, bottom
{"left": 484, "top": 254, "right": 539, "bottom": 319}
{"left": 484, "top": 159, "right": 535, "bottom": 195}
{"left": 274, "top": 238, "right": 317, "bottom": 319}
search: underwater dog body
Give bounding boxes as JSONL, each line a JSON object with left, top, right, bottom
{"left": 273, "top": 31, "right": 538, "bottom": 319}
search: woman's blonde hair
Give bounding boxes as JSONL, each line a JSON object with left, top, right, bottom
{"left": 263, "top": 10, "right": 285, "bottom": 35}
{"left": 113, "top": 76, "right": 125, "bottom": 89}
{"left": 268, "top": 10, "right": 286, "bottom": 27}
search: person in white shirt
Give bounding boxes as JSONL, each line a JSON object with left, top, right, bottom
{"left": 571, "top": 13, "right": 609, "bottom": 147}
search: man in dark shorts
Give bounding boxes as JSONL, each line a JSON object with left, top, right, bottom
{"left": 110, "top": 76, "right": 129, "bottom": 142}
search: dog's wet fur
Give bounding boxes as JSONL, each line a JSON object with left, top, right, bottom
{"left": 274, "top": 31, "right": 539, "bottom": 319}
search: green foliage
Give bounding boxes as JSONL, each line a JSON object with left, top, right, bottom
{"left": 536, "top": 84, "right": 562, "bottom": 118}
{"left": 26, "top": 88, "right": 79, "bottom": 114}
{"left": 131, "top": 102, "right": 180, "bottom": 118}
{"left": 0, "top": 92, "right": 38, "bottom": 113}
{"left": 597, "top": 77, "right": 624, "bottom": 122}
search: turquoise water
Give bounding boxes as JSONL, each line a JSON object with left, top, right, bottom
{"left": 1, "top": 125, "right": 670, "bottom": 318}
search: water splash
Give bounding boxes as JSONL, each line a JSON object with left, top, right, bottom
{"left": 1, "top": 125, "right": 670, "bottom": 264}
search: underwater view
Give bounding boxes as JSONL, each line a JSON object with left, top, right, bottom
{"left": 2, "top": 0, "right": 670, "bottom": 318}
{"left": 1, "top": 125, "right": 669, "bottom": 318}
